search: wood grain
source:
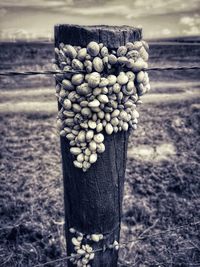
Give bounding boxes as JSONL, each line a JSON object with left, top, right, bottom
{"left": 55, "top": 24, "right": 141, "bottom": 267}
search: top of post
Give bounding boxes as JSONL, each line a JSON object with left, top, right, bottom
{"left": 55, "top": 24, "right": 142, "bottom": 48}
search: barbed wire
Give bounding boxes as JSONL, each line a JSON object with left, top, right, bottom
{"left": 5, "top": 219, "right": 194, "bottom": 267}
{"left": 0, "top": 62, "right": 200, "bottom": 266}
{"left": 0, "top": 66, "right": 199, "bottom": 76}
{"left": 118, "top": 259, "right": 200, "bottom": 267}
{"left": 0, "top": 70, "right": 81, "bottom": 76}
{"left": 1, "top": 41, "right": 200, "bottom": 45}
{"left": 33, "top": 221, "right": 200, "bottom": 267}
{"left": 148, "top": 66, "right": 200, "bottom": 71}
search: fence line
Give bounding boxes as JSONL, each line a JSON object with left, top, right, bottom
{"left": 0, "top": 66, "right": 200, "bottom": 76}
{"left": 1, "top": 62, "right": 199, "bottom": 266}
{"left": 1, "top": 41, "right": 200, "bottom": 45}
{"left": 1, "top": 220, "right": 198, "bottom": 267}
{"left": 32, "top": 219, "right": 200, "bottom": 267}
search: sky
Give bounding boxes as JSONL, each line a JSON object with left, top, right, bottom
{"left": 0, "top": 0, "right": 200, "bottom": 41}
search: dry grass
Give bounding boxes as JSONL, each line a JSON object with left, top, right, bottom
{"left": 1, "top": 42, "right": 200, "bottom": 91}
{"left": 0, "top": 98, "right": 200, "bottom": 267}
{"left": 0, "top": 41, "right": 200, "bottom": 266}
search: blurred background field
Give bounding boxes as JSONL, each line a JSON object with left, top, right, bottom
{"left": 0, "top": 40, "right": 200, "bottom": 89}
{"left": 0, "top": 40, "right": 200, "bottom": 267}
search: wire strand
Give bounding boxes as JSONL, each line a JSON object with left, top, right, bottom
{"left": 30, "top": 220, "right": 200, "bottom": 267}
{"left": 0, "top": 66, "right": 199, "bottom": 76}
{"left": 1, "top": 219, "right": 199, "bottom": 266}
{"left": 0, "top": 70, "right": 82, "bottom": 76}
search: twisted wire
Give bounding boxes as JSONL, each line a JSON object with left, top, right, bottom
{"left": 0, "top": 66, "right": 199, "bottom": 76}
{"left": 29, "top": 220, "right": 200, "bottom": 266}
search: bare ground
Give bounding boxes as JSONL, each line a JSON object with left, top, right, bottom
{"left": 0, "top": 81, "right": 199, "bottom": 114}
{"left": 0, "top": 42, "right": 200, "bottom": 266}
{"left": 0, "top": 93, "right": 200, "bottom": 267}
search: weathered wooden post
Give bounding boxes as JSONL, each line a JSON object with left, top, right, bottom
{"left": 54, "top": 25, "right": 149, "bottom": 267}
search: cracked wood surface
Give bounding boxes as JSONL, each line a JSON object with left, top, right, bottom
{"left": 55, "top": 24, "right": 141, "bottom": 267}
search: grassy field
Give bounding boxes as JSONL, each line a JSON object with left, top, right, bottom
{"left": 0, "top": 42, "right": 200, "bottom": 267}
{"left": 0, "top": 42, "right": 200, "bottom": 90}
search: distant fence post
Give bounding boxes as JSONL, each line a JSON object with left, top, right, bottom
{"left": 55, "top": 24, "right": 142, "bottom": 267}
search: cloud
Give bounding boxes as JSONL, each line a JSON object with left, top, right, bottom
{"left": 183, "top": 26, "right": 200, "bottom": 35}
{"left": 0, "top": 0, "right": 199, "bottom": 40}
{"left": 0, "top": 0, "right": 200, "bottom": 17}
{"left": 0, "top": 28, "right": 53, "bottom": 41}
{"left": 125, "top": 0, "right": 200, "bottom": 19}
{"left": 180, "top": 16, "right": 195, "bottom": 26}
{"left": 0, "top": 0, "right": 72, "bottom": 8}
{"left": 70, "top": 5, "right": 130, "bottom": 17}
{"left": 0, "top": 8, "right": 6, "bottom": 17}
{"left": 162, "top": 28, "right": 171, "bottom": 35}
{"left": 180, "top": 14, "right": 200, "bottom": 35}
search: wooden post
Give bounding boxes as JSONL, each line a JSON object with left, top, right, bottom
{"left": 55, "top": 24, "right": 142, "bottom": 267}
